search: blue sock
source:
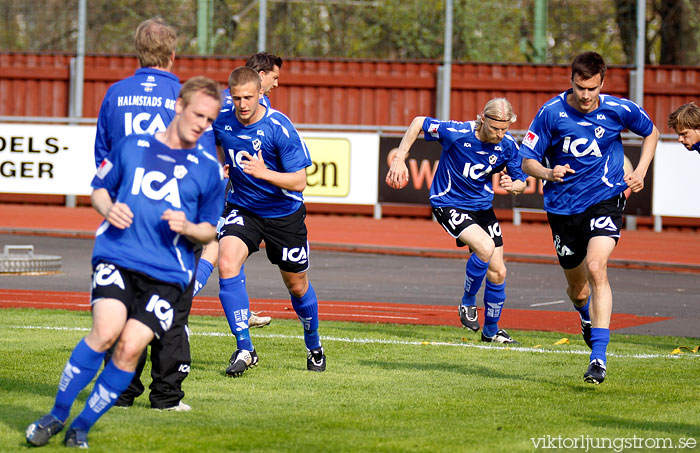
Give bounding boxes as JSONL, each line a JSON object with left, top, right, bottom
{"left": 193, "top": 258, "right": 215, "bottom": 296}
{"left": 69, "top": 360, "right": 134, "bottom": 432}
{"left": 291, "top": 284, "right": 321, "bottom": 350}
{"left": 589, "top": 328, "right": 610, "bottom": 365}
{"left": 461, "top": 254, "right": 489, "bottom": 306}
{"left": 219, "top": 272, "right": 253, "bottom": 351}
{"left": 50, "top": 338, "right": 105, "bottom": 423}
{"left": 574, "top": 296, "right": 591, "bottom": 323}
{"left": 483, "top": 280, "right": 506, "bottom": 338}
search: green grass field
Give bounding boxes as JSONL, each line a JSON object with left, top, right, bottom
{"left": 1, "top": 308, "right": 699, "bottom": 452}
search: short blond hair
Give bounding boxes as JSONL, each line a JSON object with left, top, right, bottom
{"left": 134, "top": 18, "right": 177, "bottom": 68}
{"left": 179, "top": 76, "right": 221, "bottom": 110}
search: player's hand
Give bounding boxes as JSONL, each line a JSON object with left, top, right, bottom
{"left": 161, "top": 209, "right": 189, "bottom": 235}
{"left": 106, "top": 202, "right": 133, "bottom": 229}
{"left": 498, "top": 171, "right": 513, "bottom": 191}
{"left": 550, "top": 164, "right": 575, "bottom": 182}
{"left": 240, "top": 151, "right": 267, "bottom": 179}
{"left": 385, "top": 158, "right": 409, "bottom": 189}
{"left": 223, "top": 164, "right": 230, "bottom": 178}
{"left": 624, "top": 171, "right": 645, "bottom": 193}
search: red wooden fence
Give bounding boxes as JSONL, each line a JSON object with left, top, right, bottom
{"left": 1, "top": 52, "right": 699, "bottom": 133}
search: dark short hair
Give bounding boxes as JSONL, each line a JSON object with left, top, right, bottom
{"left": 571, "top": 51, "right": 607, "bottom": 82}
{"left": 245, "top": 52, "right": 283, "bottom": 73}
{"left": 134, "top": 18, "right": 177, "bottom": 68}
{"left": 228, "top": 66, "right": 261, "bottom": 91}
{"left": 668, "top": 102, "right": 700, "bottom": 131}
{"left": 179, "top": 76, "right": 221, "bottom": 110}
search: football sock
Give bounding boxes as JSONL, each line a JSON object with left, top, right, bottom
{"left": 589, "top": 328, "right": 610, "bottom": 365}
{"left": 192, "top": 258, "right": 214, "bottom": 296}
{"left": 51, "top": 338, "right": 105, "bottom": 423}
{"left": 461, "top": 254, "right": 490, "bottom": 306}
{"left": 482, "top": 280, "right": 506, "bottom": 338}
{"left": 69, "top": 360, "right": 134, "bottom": 432}
{"left": 574, "top": 296, "right": 591, "bottom": 323}
{"left": 290, "top": 284, "right": 321, "bottom": 350}
{"left": 219, "top": 272, "right": 253, "bottom": 351}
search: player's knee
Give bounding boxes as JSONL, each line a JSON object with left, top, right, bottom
{"left": 586, "top": 260, "right": 608, "bottom": 284}
{"left": 113, "top": 339, "right": 145, "bottom": 371}
{"left": 218, "top": 253, "right": 241, "bottom": 277}
{"left": 86, "top": 327, "right": 120, "bottom": 352}
{"left": 473, "top": 238, "right": 495, "bottom": 261}
{"left": 488, "top": 266, "right": 507, "bottom": 284}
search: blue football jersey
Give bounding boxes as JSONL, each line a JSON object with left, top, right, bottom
{"left": 91, "top": 134, "right": 225, "bottom": 289}
{"left": 692, "top": 142, "right": 700, "bottom": 154}
{"left": 94, "top": 67, "right": 216, "bottom": 168}
{"left": 520, "top": 90, "right": 654, "bottom": 215}
{"left": 213, "top": 106, "right": 311, "bottom": 218}
{"left": 422, "top": 117, "right": 527, "bottom": 211}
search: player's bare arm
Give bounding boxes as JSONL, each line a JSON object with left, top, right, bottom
{"left": 522, "top": 158, "right": 575, "bottom": 183}
{"left": 239, "top": 150, "right": 307, "bottom": 192}
{"left": 91, "top": 188, "right": 133, "bottom": 229}
{"left": 161, "top": 209, "right": 217, "bottom": 244}
{"left": 624, "top": 125, "right": 659, "bottom": 193}
{"left": 386, "top": 116, "right": 426, "bottom": 189}
{"left": 498, "top": 171, "right": 526, "bottom": 195}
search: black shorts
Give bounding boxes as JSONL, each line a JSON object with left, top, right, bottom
{"left": 91, "top": 262, "right": 184, "bottom": 340}
{"left": 432, "top": 206, "right": 503, "bottom": 248}
{"left": 218, "top": 203, "right": 310, "bottom": 273}
{"left": 547, "top": 192, "right": 626, "bottom": 270}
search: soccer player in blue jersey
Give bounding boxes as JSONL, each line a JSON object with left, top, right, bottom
{"left": 668, "top": 102, "right": 700, "bottom": 154}
{"left": 25, "top": 77, "right": 224, "bottom": 448}
{"left": 386, "top": 98, "right": 527, "bottom": 344}
{"left": 520, "top": 52, "right": 659, "bottom": 384}
{"left": 93, "top": 17, "right": 201, "bottom": 411}
{"left": 193, "top": 52, "right": 285, "bottom": 328}
{"left": 212, "top": 66, "right": 325, "bottom": 376}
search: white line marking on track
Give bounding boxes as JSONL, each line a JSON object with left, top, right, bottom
{"left": 530, "top": 300, "right": 566, "bottom": 307}
{"left": 4, "top": 324, "right": 695, "bottom": 361}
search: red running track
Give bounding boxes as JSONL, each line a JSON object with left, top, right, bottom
{"left": 0, "top": 289, "right": 670, "bottom": 335}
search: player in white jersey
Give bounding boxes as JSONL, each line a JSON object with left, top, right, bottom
{"left": 520, "top": 52, "right": 659, "bottom": 384}
{"left": 212, "top": 66, "right": 325, "bottom": 377}
{"left": 668, "top": 102, "right": 700, "bottom": 154}
{"left": 386, "top": 98, "right": 527, "bottom": 344}
{"left": 26, "top": 77, "right": 223, "bottom": 448}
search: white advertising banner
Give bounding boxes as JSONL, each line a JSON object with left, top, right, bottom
{"left": 652, "top": 141, "right": 700, "bottom": 218}
{"left": 300, "top": 131, "right": 379, "bottom": 205}
{"left": 0, "top": 124, "right": 380, "bottom": 205}
{"left": 0, "top": 124, "right": 96, "bottom": 195}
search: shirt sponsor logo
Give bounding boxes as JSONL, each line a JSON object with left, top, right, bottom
{"left": 96, "top": 159, "right": 113, "bottom": 179}
{"left": 522, "top": 130, "right": 539, "bottom": 149}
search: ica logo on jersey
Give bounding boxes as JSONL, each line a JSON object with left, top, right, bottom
{"left": 561, "top": 136, "right": 602, "bottom": 158}
{"left": 131, "top": 167, "right": 181, "bottom": 208}
{"left": 462, "top": 162, "right": 493, "bottom": 180}
{"left": 124, "top": 112, "right": 167, "bottom": 136}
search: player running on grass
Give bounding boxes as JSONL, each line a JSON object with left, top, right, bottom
{"left": 25, "top": 77, "right": 224, "bottom": 448}
{"left": 213, "top": 66, "right": 325, "bottom": 377}
{"left": 386, "top": 98, "right": 527, "bottom": 344}
{"left": 520, "top": 52, "right": 658, "bottom": 384}
{"left": 192, "top": 52, "right": 284, "bottom": 329}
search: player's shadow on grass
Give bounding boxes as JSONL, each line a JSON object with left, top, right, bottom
{"left": 585, "top": 414, "right": 700, "bottom": 437}
{"left": 359, "top": 358, "right": 526, "bottom": 381}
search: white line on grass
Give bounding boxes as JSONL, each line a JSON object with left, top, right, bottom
{"left": 5, "top": 324, "right": 698, "bottom": 361}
